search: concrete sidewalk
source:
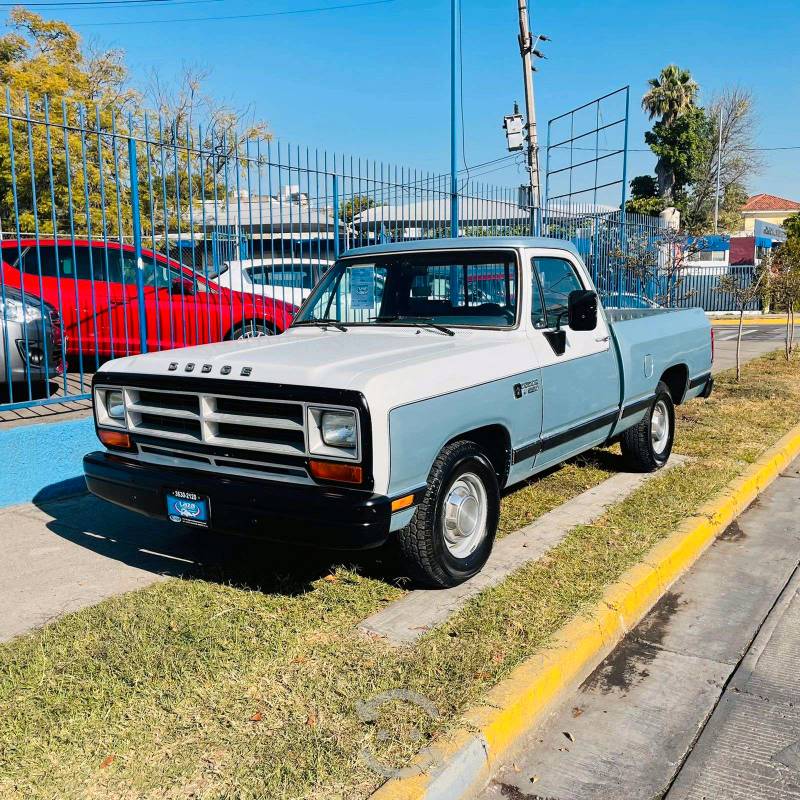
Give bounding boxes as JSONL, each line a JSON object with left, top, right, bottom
{"left": 479, "top": 456, "right": 800, "bottom": 800}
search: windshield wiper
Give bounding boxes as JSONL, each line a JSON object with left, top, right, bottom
{"left": 371, "top": 315, "right": 455, "bottom": 337}
{"left": 294, "top": 317, "right": 348, "bottom": 332}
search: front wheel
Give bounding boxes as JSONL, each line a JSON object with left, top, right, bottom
{"left": 397, "top": 440, "right": 499, "bottom": 588}
{"left": 620, "top": 380, "right": 675, "bottom": 472}
{"left": 230, "top": 320, "right": 275, "bottom": 339}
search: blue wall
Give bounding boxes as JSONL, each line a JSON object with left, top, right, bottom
{"left": 0, "top": 418, "right": 96, "bottom": 507}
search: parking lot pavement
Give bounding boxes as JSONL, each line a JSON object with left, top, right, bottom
{"left": 0, "top": 493, "right": 339, "bottom": 643}
{"left": 712, "top": 323, "right": 795, "bottom": 374}
{"left": 479, "top": 455, "right": 800, "bottom": 800}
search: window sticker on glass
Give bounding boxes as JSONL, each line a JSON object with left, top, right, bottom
{"left": 350, "top": 266, "right": 375, "bottom": 309}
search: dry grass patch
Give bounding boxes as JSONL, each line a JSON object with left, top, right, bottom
{"left": 1, "top": 352, "right": 798, "bottom": 800}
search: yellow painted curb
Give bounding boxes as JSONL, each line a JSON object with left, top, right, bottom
{"left": 370, "top": 422, "right": 800, "bottom": 800}
{"left": 711, "top": 317, "right": 788, "bottom": 326}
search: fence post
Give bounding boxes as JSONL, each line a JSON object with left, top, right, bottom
{"left": 127, "top": 128, "right": 147, "bottom": 354}
{"left": 333, "top": 173, "right": 340, "bottom": 259}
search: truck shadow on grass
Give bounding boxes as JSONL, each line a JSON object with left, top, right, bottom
{"left": 32, "top": 447, "right": 625, "bottom": 597}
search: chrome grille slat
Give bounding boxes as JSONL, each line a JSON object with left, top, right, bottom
{"left": 204, "top": 411, "right": 303, "bottom": 431}
{"left": 128, "top": 403, "right": 200, "bottom": 420}
{"left": 121, "top": 386, "right": 308, "bottom": 457}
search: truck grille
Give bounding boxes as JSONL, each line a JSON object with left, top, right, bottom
{"left": 122, "top": 386, "right": 307, "bottom": 457}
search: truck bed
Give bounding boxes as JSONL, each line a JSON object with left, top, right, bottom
{"left": 607, "top": 307, "right": 712, "bottom": 406}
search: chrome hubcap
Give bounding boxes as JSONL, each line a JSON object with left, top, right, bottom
{"left": 651, "top": 399, "right": 670, "bottom": 454}
{"left": 441, "top": 472, "right": 488, "bottom": 559}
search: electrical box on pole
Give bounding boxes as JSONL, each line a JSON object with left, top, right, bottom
{"left": 503, "top": 105, "right": 525, "bottom": 152}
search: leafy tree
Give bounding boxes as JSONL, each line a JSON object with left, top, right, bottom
{"left": 625, "top": 175, "right": 666, "bottom": 216}
{"left": 684, "top": 89, "right": 760, "bottom": 233}
{"left": 716, "top": 182, "right": 748, "bottom": 234}
{"left": 641, "top": 65, "right": 699, "bottom": 197}
{"left": 769, "top": 242, "right": 800, "bottom": 358}
{"left": 645, "top": 106, "right": 711, "bottom": 218}
{"left": 339, "top": 194, "right": 376, "bottom": 223}
{"left": 0, "top": 10, "right": 270, "bottom": 253}
{"left": 0, "top": 9, "right": 136, "bottom": 237}
{"left": 783, "top": 212, "right": 800, "bottom": 244}
{"left": 630, "top": 175, "right": 657, "bottom": 198}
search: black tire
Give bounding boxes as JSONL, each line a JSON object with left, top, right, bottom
{"left": 620, "top": 380, "right": 675, "bottom": 472}
{"left": 397, "top": 440, "right": 500, "bottom": 588}
{"left": 230, "top": 320, "right": 275, "bottom": 339}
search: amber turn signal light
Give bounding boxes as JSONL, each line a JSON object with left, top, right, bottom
{"left": 308, "top": 459, "right": 363, "bottom": 485}
{"left": 98, "top": 428, "right": 132, "bottom": 450}
{"left": 391, "top": 494, "right": 415, "bottom": 512}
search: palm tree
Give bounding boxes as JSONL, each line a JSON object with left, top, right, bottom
{"left": 642, "top": 65, "right": 699, "bottom": 198}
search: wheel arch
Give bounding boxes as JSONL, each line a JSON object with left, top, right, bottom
{"left": 659, "top": 363, "right": 689, "bottom": 405}
{"left": 444, "top": 424, "right": 512, "bottom": 488}
{"left": 225, "top": 317, "right": 282, "bottom": 339}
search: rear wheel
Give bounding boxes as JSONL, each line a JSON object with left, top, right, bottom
{"left": 620, "top": 380, "right": 675, "bottom": 472}
{"left": 231, "top": 320, "right": 275, "bottom": 339}
{"left": 397, "top": 440, "right": 499, "bottom": 588}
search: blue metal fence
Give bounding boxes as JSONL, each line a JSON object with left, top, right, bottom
{"left": 0, "top": 90, "right": 753, "bottom": 412}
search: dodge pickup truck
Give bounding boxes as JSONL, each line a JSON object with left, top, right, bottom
{"left": 84, "top": 237, "right": 713, "bottom": 587}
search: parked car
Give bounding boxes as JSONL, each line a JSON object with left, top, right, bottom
{"left": 0, "top": 285, "right": 63, "bottom": 394}
{"left": 602, "top": 292, "right": 662, "bottom": 310}
{"left": 0, "top": 240, "right": 296, "bottom": 362}
{"left": 210, "top": 257, "right": 334, "bottom": 310}
{"left": 84, "top": 237, "right": 713, "bottom": 588}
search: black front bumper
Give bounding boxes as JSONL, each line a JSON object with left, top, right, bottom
{"left": 83, "top": 451, "right": 392, "bottom": 550}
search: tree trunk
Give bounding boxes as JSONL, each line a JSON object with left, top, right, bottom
{"left": 655, "top": 157, "right": 674, "bottom": 199}
{"left": 786, "top": 304, "right": 792, "bottom": 360}
{"left": 736, "top": 308, "right": 743, "bottom": 381}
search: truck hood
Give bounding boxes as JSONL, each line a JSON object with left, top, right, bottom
{"left": 100, "top": 326, "right": 530, "bottom": 409}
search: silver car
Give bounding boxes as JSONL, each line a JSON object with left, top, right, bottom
{"left": 0, "top": 286, "right": 63, "bottom": 394}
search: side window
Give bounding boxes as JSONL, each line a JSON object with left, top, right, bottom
{"left": 532, "top": 257, "right": 583, "bottom": 328}
{"left": 22, "top": 246, "right": 105, "bottom": 281}
{"left": 530, "top": 268, "right": 546, "bottom": 328}
{"left": 22, "top": 248, "right": 59, "bottom": 277}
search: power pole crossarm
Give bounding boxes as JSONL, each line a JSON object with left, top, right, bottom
{"left": 517, "top": 0, "right": 541, "bottom": 210}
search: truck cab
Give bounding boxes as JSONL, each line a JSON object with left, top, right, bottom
{"left": 84, "top": 237, "right": 713, "bottom": 587}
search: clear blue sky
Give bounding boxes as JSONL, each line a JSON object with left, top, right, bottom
{"left": 11, "top": 0, "right": 800, "bottom": 202}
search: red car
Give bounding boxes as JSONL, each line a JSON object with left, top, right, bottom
{"left": 0, "top": 239, "right": 294, "bottom": 361}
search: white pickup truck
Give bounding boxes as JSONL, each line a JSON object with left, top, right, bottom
{"left": 84, "top": 237, "right": 713, "bottom": 587}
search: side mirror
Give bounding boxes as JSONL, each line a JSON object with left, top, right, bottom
{"left": 171, "top": 277, "right": 195, "bottom": 296}
{"left": 568, "top": 289, "right": 598, "bottom": 331}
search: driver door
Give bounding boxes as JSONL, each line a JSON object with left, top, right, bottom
{"left": 528, "top": 253, "right": 620, "bottom": 467}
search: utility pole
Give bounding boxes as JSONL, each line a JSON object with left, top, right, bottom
{"left": 517, "top": 0, "right": 541, "bottom": 211}
{"left": 450, "top": 0, "right": 459, "bottom": 238}
{"left": 713, "top": 103, "right": 723, "bottom": 233}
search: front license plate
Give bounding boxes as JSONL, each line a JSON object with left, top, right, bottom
{"left": 166, "top": 490, "right": 210, "bottom": 528}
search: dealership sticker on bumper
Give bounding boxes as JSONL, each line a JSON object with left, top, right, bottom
{"left": 166, "top": 490, "right": 210, "bottom": 528}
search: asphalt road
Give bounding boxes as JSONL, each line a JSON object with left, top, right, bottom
{"left": 712, "top": 323, "right": 793, "bottom": 374}
{"left": 480, "top": 455, "right": 800, "bottom": 800}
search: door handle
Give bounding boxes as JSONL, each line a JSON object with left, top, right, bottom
{"left": 595, "top": 335, "right": 610, "bottom": 343}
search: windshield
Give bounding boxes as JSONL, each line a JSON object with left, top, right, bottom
{"left": 294, "top": 249, "right": 518, "bottom": 329}
{"left": 245, "top": 265, "right": 314, "bottom": 289}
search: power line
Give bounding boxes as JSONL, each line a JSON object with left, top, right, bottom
{"left": 67, "top": 0, "right": 395, "bottom": 26}
{"left": 549, "top": 144, "right": 800, "bottom": 153}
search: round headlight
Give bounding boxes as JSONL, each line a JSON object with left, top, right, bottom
{"left": 321, "top": 410, "right": 356, "bottom": 448}
{"left": 106, "top": 390, "right": 125, "bottom": 420}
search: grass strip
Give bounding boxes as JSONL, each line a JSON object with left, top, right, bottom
{"left": 1, "top": 351, "right": 798, "bottom": 800}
